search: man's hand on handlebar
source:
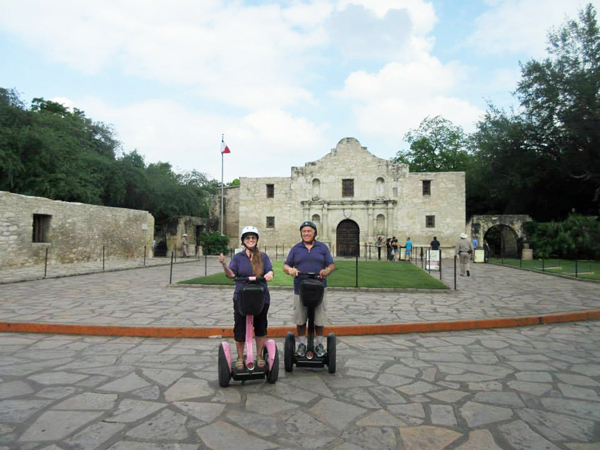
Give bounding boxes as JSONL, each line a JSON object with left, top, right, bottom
{"left": 288, "top": 267, "right": 299, "bottom": 277}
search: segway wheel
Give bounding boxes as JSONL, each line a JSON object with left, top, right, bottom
{"left": 265, "top": 347, "right": 279, "bottom": 384}
{"left": 327, "top": 333, "right": 336, "bottom": 374}
{"left": 284, "top": 332, "right": 295, "bottom": 373}
{"left": 218, "top": 344, "right": 231, "bottom": 387}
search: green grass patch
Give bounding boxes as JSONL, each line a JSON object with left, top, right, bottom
{"left": 489, "top": 258, "right": 600, "bottom": 281}
{"left": 179, "top": 260, "right": 448, "bottom": 289}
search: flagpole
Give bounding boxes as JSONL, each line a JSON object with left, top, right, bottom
{"left": 220, "top": 134, "right": 224, "bottom": 235}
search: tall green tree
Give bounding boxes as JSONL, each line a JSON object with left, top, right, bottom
{"left": 394, "top": 115, "right": 471, "bottom": 172}
{"left": 517, "top": 3, "right": 600, "bottom": 207}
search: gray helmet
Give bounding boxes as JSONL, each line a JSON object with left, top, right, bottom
{"left": 299, "top": 220, "right": 317, "bottom": 237}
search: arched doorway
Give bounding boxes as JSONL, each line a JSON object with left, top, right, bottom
{"left": 484, "top": 225, "right": 519, "bottom": 258}
{"left": 336, "top": 220, "right": 359, "bottom": 257}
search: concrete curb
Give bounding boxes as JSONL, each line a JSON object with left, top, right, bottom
{"left": 1, "top": 310, "right": 598, "bottom": 339}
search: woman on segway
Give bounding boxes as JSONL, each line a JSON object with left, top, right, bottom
{"left": 219, "top": 226, "right": 274, "bottom": 371}
{"left": 283, "top": 221, "right": 335, "bottom": 358}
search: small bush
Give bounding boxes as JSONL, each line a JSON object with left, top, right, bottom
{"left": 197, "top": 231, "right": 229, "bottom": 255}
{"left": 524, "top": 215, "right": 600, "bottom": 259}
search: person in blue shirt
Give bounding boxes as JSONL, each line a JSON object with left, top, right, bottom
{"left": 404, "top": 237, "right": 413, "bottom": 261}
{"left": 219, "top": 226, "right": 274, "bottom": 371}
{"left": 283, "top": 221, "right": 335, "bottom": 358}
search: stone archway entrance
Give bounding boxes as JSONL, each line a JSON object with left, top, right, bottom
{"left": 336, "top": 220, "right": 359, "bottom": 257}
{"left": 484, "top": 225, "right": 520, "bottom": 258}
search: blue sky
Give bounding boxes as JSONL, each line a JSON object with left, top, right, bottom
{"left": 0, "top": 0, "right": 593, "bottom": 183}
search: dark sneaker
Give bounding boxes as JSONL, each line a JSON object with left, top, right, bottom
{"left": 315, "top": 343, "right": 326, "bottom": 357}
{"left": 296, "top": 343, "right": 307, "bottom": 358}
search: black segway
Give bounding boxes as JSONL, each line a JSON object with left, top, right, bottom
{"left": 284, "top": 272, "right": 336, "bottom": 373}
{"left": 218, "top": 276, "right": 279, "bottom": 387}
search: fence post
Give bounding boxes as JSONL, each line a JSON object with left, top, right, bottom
{"left": 169, "top": 252, "right": 174, "bottom": 284}
{"left": 144, "top": 245, "right": 146, "bottom": 266}
{"left": 355, "top": 254, "right": 359, "bottom": 288}
{"left": 575, "top": 259, "right": 578, "bottom": 278}
{"left": 542, "top": 258, "right": 545, "bottom": 272}
{"left": 440, "top": 249, "right": 443, "bottom": 280}
{"left": 454, "top": 255, "right": 457, "bottom": 290}
{"left": 102, "top": 246, "right": 105, "bottom": 271}
{"left": 205, "top": 254, "right": 208, "bottom": 277}
{"left": 44, "top": 247, "right": 49, "bottom": 278}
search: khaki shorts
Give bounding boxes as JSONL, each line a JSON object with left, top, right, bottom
{"left": 293, "top": 290, "right": 327, "bottom": 326}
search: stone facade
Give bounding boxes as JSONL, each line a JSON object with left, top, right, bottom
{"left": 154, "top": 216, "right": 208, "bottom": 256}
{"left": 469, "top": 214, "right": 532, "bottom": 257}
{"left": 0, "top": 191, "right": 154, "bottom": 268}
{"left": 217, "top": 138, "right": 466, "bottom": 255}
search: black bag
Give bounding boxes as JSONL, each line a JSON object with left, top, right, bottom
{"left": 299, "top": 278, "right": 324, "bottom": 308}
{"left": 238, "top": 282, "right": 265, "bottom": 316}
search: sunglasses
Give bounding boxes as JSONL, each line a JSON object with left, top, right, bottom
{"left": 244, "top": 235, "right": 257, "bottom": 240}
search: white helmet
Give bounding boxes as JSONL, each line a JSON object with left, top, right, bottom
{"left": 240, "top": 226, "right": 260, "bottom": 243}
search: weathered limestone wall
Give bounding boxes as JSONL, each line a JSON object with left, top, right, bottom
{"left": 224, "top": 138, "right": 466, "bottom": 254}
{"left": 0, "top": 191, "right": 154, "bottom": 268}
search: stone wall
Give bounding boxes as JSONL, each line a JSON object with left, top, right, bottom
{"left": 0, "top": 191, "right": 154, "bottom": 268}
{"left": 218, "top": 138, "right": 466, "bottom": 254}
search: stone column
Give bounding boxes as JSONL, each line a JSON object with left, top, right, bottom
{"left": 367, "top": 201, "right": 373, "bottom": 242}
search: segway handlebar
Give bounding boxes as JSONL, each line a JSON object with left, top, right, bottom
{"left": 233, "top": 276, "right": 265, "bottom": 282}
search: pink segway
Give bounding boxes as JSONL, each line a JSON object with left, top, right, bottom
{"left": 218, "top": 276, "right": 279, "bottom": 387}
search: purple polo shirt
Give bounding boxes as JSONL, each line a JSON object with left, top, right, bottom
{"left": 285, "top": 240, "right": 334, "bottom": 294}
{"left": 229, "top": 251, "right": 273, "bottom": 304}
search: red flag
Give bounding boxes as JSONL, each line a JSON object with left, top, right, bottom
{"left": 221, "top": 140, "right": 231, "bottom": 154}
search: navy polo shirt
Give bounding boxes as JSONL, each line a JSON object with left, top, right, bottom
{"left": 285, "top": 240, "right": 334, "bottom": 294}
{"left": 229, "top": 251, "right": 273, "bottom": 304}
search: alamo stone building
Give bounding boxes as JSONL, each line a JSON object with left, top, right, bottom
{"left": 0, "top": 191, "right": 154, "bottom": 269}
{"left": 215, "top": 137, "right": 466, "bottom": 255}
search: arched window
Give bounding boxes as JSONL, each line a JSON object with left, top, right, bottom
{"left": 376, "top": 177, "right": 385, "bottom": 197}
{"left": 312, "top": 179, "right": 320, "bottom": 198}
{"left": 376, "top": 214, "right": 385, "bottom": 235}
{"left": 312, "top": 214, "right": 321, "bottom": 231}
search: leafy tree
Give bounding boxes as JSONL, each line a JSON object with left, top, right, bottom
{"left": 394, "top": 115, "right": 471, "bottom": 172}
{"left": 516, "top": 3, "right": 600, "bottom": 207}
{"left": 197, "top": 231, "right": 229, "bottom": 255}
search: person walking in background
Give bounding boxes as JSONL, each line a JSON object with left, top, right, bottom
{"left": 472, "top": 237, "right": 479, "bottom": 251}
{"left": 430, "top": 236, "right": 440, "bottom": 250}
{"left": 404, "top": 237, "right": 413, "bottom": 261}
{"left": 456, "top": 233, "right": 473, "bottom": 276}
{"left": 376, "top": 236, "right": 383, "bottom": 260}
{"left": 181, "top": 233, "right": 189, "bottom": 258}
{"left": 391, "top": 236, "right": 399, "bottom": 261}
{"left": 386, "top": 238, "right": 392, "bottom": 261}
{"left": 483, "top": 240, "right": 491, "bottom": 263}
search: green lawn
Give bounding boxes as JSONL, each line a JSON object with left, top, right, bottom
{"left": 180, "top": 260, "right": 448, "bottom": 289}
{"left": 489, "top": 258, "right": 600, "bottom": 281}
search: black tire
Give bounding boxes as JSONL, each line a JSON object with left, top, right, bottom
{"left": 265, "top": 346, "right": 279, "bottom": 384}
{"left": 218, "top": 344, "right": 231, "bottom": 387}
{"left": 284, "top": 332, "right": 295, "bottom": 373}
{"left": 327, "top": 333, "right": 336, "bottom": 374}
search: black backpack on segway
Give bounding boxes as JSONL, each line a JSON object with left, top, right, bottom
{"left": 284, "top": 273, "right": 336, "bottom": 373}
{"left": 218, "top": 277, "right": 279, "bottom": 387}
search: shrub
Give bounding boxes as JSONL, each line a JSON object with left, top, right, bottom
{"left": 197, "top": 231, "right": 229, "bottom": 255}
{"left": 524, "top": 215, "right": 600, "bottom": 259}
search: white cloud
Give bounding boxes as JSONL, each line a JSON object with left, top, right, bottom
{"left": 466, "top": 0, "right": 600, "bottom": 56}
{"left": 78, "top": 97, "right": 328, "bottom": 181}
{"left": 0, "top": 0, "right": 329, "bottom": 109}
{"left": 336, "top": 55, "right": 484, "bottom": 142}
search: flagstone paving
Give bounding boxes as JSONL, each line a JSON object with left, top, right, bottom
{"left": 0, "top": 259, "right": 599, "bottom": 328}
{"left": 0, "top": 257, "right": 599, "bottom": 448}
{"left": 0, "top": 323, "right": 598, "bottom": 449}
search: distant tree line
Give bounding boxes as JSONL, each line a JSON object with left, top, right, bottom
{"left": 394, "top": 4, "right": 600, "bottom": 222}
{"left": 0, "top": 90, "right": 219, "bottom": 222}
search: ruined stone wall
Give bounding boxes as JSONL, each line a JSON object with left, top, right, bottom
{"left": 224, "top": 138, "right": 466, "bottom": 253}
{"left": 0, "top": 191, "right": 154, "bottom": 268}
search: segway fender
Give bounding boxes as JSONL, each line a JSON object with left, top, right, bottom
{"left": 221, "top": 342, "right": 232, "bottom": 370}
{"left": 265, "top": 339, "right": 277, "bottom": 370}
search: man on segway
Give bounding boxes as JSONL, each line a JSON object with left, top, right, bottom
{"left": 283, "top": 221, "right": 335, "bottom": 358}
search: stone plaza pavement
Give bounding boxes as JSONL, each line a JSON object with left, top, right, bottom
{"left": 0, "top": 259, "right": 599, "bottom": 448}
